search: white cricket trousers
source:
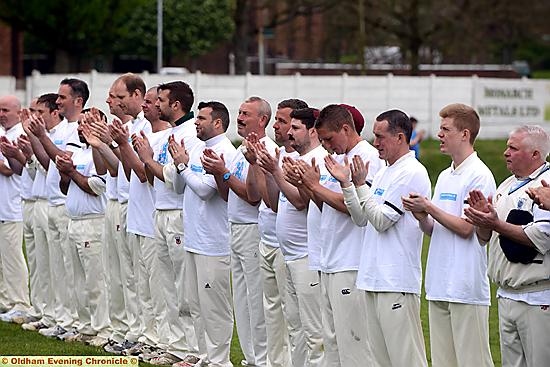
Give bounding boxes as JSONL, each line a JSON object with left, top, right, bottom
{"left": 362, "top": 291, "right": 428, "bottom": 367}
{"left": 118, "top": 202, "right": 140, "bottom": 342}
{"left": 104, "top": 199, "right": 129, "bottom": 342}
{"left": 285, "top": 256, "right": 324, "bottom": 367}
{"left": 230, "top": 222, "right": 267, "bottom": 366}
{"left": 0, "top": 220, "right": 29, "bottom": 312}
{"left": 429, "top": 300, "right": 493, "bottom": 367}
{"left": 22, "top": 199, "right": 39, "bottom": 317}
{"left": 68, "top": 216, "right": 110, "bottom": 337}
{"left": 32, "top": 199, "right": 55, "bottom": 327}
{"left": 153, "top": 209, "right": 198, "bottom": 358}
{"left": 185, "top": 250, "right": 233, "bottom": 367}
{"left": 259, "top": 242, "right": 291, "bottom": 367}
{"left": 320, "top": 271, "right": 373, "bottom": 367}
{"left": 498, "top": 297, "right": 550, "bottom": 367}
{"left": 48, "top": 204, "right": 78, "bottom": 329}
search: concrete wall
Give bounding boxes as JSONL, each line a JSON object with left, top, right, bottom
{"left": 1, "top": 71, "right": 547, "bottom": 141}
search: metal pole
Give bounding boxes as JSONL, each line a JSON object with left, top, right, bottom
{"left": 157, "top": 0, "right": 163, "bottom": 73}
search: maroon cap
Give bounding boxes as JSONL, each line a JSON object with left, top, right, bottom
{"left": 340, "top": 104, "right": 364, "bottom": 133}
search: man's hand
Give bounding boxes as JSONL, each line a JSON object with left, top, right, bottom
{"left": 526, "top": 179, "right": 550, "bottom": 210}
{"left": 201, "top": 148, "right": 226, "bottom": 175}
{"left": 243, "top": 132, "right": 260, "bottom": 164}
{"left": 325, "top": 155, "right": 350, "bottom": 185}
{"left": 0, "top": 136, "right": 21, "bottom": 158}
{"left": 17, "top": 135, "right": 33, "bottom": 160}
{"left": 55, "top": 153, "right": 75, "bottom": 174}
{"left": 257, "top": 146, "right": 280, "bottom": 174}
{"left": 402, "top": 193, "right": 430, "bottom": 213}
{"left": 19, "top": 109, "right": 34, "bottom": 136}
{"left": 28, "top": 114, "right": 47, "bottom": 138}
{"left": 133, "top": 130, "right": 154, "bottom": 164}
{"left": 168, "top": 134, "right": 189, "bottom": 166}
{"left": 110, "top": 119, "right": 130, "bottom": 145}
{"left": 293, "top": 157, "right": 320, "bottom": 189}
{"left": 464, "top": 190, "right": 497, "bottom": 229}
{"left": 350, "top": 155, "right": 369, "bottom": 186}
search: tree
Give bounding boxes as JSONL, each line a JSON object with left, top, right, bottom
{"left": 0, "top": 0, "right": 144, "bottom": 72}
{"left": 117, "top": 0, "right": 234, "bottom": 68}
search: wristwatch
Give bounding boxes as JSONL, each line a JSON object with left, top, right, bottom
{"left": 222, "top": 171, "right": 231, "bottom": 182}
{"left": 109, "top": 141, "right": 119, "bottom": 150}
{"left": 176, "top": 162, "right": 187, "bottom": 174}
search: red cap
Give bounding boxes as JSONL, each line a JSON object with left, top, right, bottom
{"left": 340, "top": 104, "right": 364, "bottom": 133}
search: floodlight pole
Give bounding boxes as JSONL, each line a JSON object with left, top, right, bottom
{"left": 157, "top": 0, "right": 163, "bottom": 73}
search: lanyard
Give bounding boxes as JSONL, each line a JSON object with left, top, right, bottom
{"left": 508, "top": 163, "right": 550, "bottom": 195}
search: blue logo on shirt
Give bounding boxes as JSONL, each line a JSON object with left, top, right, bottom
{"left": 233, "top": 160, "right": 245, "bottom": 180}
{"left": 54, "top": 139, "right": 63, "bottom": 146}
{"left": 157, "top": 142, "right": 169, "bottom": 164}
{"left": 374, "top": 188, "right": 385, "bottom": 196}
{"left": 439, "top": 193, "right": 457, "bottom": 201}
{"left": 191, "top": 164, "right": 204, "bottom": 173}
{"left": 76, "top": 164, "right": 85, "bottom": 172}
{"left": 328, "top": 176, "right": 339, "bottom": 183}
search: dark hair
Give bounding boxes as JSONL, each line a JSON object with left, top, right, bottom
{"left": 376, "top": 109, "right": 412, "bottom": 143}
{"left": 410, "top": 116, "right": 418, "bottom": 124}
{"left": 81, "top": 108, "right": 107, "bottom": 122}
{"left": 60, "top": 78, "right": 90, "bottom": 105}
{"left": 290, "top": 108, "right": 319, "bottom": 129}
{"left": 116, "top": 73, "right": 146, "bottom": 98}
{"left": 198, "top": 101, "right": 230, "bottom": 132}
{"left": 277, "top": 99, "right": 308, "bottom": 111}
{"left": 37, "top": 93, "right": 59, "bottom": 112}
{"left": 314, "top": 104, "right": 356, "bottom": 132}
{"left": 158, "top": 81, "right": 194, "bottom": 113}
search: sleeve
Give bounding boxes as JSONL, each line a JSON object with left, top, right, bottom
{"left": 88, "top": 175, "right": 107, "bottom": 196}
{"left": 523, "top": 205, "right": 550, "bottom": 254}
{"left": 163, "top": 163, "right": 182, "bottom": 192}
{"left": 342, "top": 184, "right": 398, "bottom": 231}
{"left": 181, "top": 168, "right": 217, "bottom": 200}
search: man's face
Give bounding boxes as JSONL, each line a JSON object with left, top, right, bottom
{"left": 34, "top": 102, "right": 57, "bottom": 130}
{"left": 56, "top": 84, "right": 78, "bottom": 118}
{"left": 29, "top": 99, "right": 38, "bottom": 115}
{"left": 504, "top": 132, "right": 533, "bottom": 177}
{"left": 288, "top": 118, "right": 312, "bottom": 155}
{"left": 0, "top": 97, "right": 20, "bottom": 129}
{"left": 373, "top": 119, "right": 401, "bottom": 163}
{"left": 156, "top": 89, "right": 173, "bottom": 122}
{"left": 106, "top": 87, "right": 124, "bottom": 118}
{"left": 195, "top": 107, "right": 216, "bottom": 141}
{"left": 112, "top": 80, "right": 140, "bottom": 117}
{"left": 273, "top": 107, "right": 292, "bottom": 145}
{"left": 316, "top": 126, "right": 348, "bottom": 154}
{"left": 437, "top": 117, "right": 462, "bottom": 156}
{"left": 77, "top": 114, "right": 87, "bottom": 144}
{"left": 142, "top": 89, "right": 160, "bottom": 123}
{"left": 237, "top": 101, "right": 262, "bottom": 138}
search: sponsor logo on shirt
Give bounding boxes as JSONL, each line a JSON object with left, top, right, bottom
{"left": 233, "top": 160, "right": 245, "bottom": 180}
{"left": 76, "top": 164, "right": 85, "bottom": 172}
{"left": 191, "top": 164, "right": 204, "bottom": 173}
{"left": 157, "top": 142, "right": 169, "bottom": 164}
{"left": 517, "top": 198, "right": 526, "bottom": 209}
{"left": 327, "top": 175, "right": 339, "bottom": 183}
{"left": 439, "top": 193, "right": 457, "bottom": 201}
{"left": 374, "top": 188, "right": 385, "bottom": 196}
{"left": 54, "top": 139, "right": 64, "bottom": 146}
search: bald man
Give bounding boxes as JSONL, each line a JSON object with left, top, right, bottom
{"left": 0, "top": 95, "right": 31, "bottom": 322}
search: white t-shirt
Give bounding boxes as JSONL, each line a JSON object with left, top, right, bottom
{"left": 127, "top": 129, "right": 167, "bottom": 238}
{"left": 276, "top": 146, "right": 323, "bottom": 262}
{"left": 153, "top": 119, "right": 204, "bottom": 210}
{"left": 305, "top": 145, "right": 331, "bottom": 271}
{"left": 320, "top": 140, "right": 383, "bottom": 273}
{"left": 117, "top": 115, "right": 151, "bottom": 203}
{"left": 65, "top": 146, "right": 106, "bottom": 218}
{"left": 357, "top": 151, "right": 431, "bottom": 294}
{"left": 227, "top": 141, "right": 265, "bottom": 224}
{"left": 0, "top": 123, "right": 24, "bottom": 220}
{"left": 45, "top": 119, "right": 81, "bottom": 206}
{"left": 32, "top": 165, "right": 48, "bottom": 200}
{"left": 183, "top": 133, "right": 237, "bottom": 256}
{"left": 257, "top": 137, "right": 279, "bottom": 248}
{"left": 106, "top": 175, "right": 118, "bottom": 201}
{"left": 426, "top": 152, "right": 495, "bottom": 305}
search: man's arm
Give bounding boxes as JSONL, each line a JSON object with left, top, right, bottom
{"left": 111, "top": 120, "right": 147, "bottom": 183}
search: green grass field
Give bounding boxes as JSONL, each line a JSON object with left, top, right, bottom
{"left": 0, "top": 138, "right": 511, "bottom": 366}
